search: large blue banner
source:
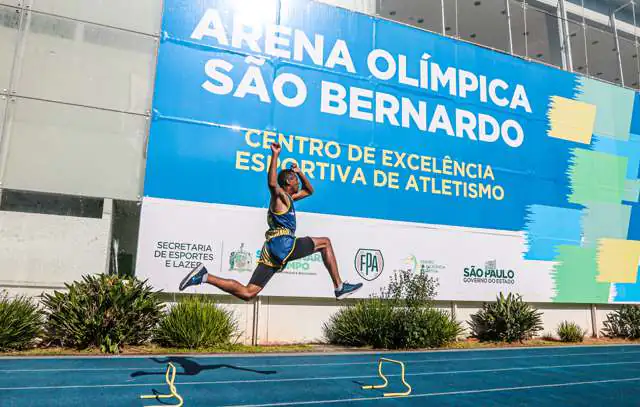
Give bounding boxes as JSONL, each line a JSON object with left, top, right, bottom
{"left": 140, "top": 0, "right": 640, "bottom": 303}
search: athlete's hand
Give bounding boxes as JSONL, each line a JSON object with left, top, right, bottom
{"left": 270, "top": 142, "right": 281, "bottom": 155}
{"left": 290, "top": 163, "right": 301, "bottom": 173}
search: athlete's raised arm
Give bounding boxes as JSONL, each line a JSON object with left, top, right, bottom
{"left": 268, "top": 143, "right": 289, "bottom": 211}
{"left": 290, "top": 163, "right": 313, "bottom": 201}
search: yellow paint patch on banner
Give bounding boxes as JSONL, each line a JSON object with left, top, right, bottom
{"left": 596, "top": 238, "right": 640, "bottom": 283}
{"left": 547, "top": 96, "right": 597, "bottom": 144}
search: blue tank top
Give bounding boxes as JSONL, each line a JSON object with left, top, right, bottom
{"left": 265, "top": 194, "right": 296, "bottom": 240}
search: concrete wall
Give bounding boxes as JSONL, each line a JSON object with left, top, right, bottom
{"left": 202, "top": 296, "right": 616, "bottom": 345}
{"left": 0, "top": 199, "right": 111, "bottom": 292}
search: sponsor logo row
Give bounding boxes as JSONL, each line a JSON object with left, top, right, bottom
{"left": 154, "top": 240, "right": 516, "bottom": 286}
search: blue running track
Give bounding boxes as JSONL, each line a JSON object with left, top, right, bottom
{"left": 2, "top": 345, "right": 640, "bottom": 406}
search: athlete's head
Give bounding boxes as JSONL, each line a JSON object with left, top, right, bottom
{"left": 277, "top": 168, "right": 299, "bottom": 194}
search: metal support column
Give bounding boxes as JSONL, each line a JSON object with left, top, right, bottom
{"left": 505, "top": 0, "right": 514, "bottom": 55}
{"left": 103, "top": 198, "right": 114, "bottom": 275}
{"left": 251, "top": 296, "right": 261, "bottom": 346}
{"left": 590, "top": 303, "right": 598, "bottom": 338}
{"left": 440, "top": 0, "right": 446, "bottom": 36}
{"left": 523, "top": 0, "right": 529, "bottom": 59}
{"left": 558, "top": 0, "right": 574, "bottom": 71}
{"left": 611, "top": 2, "right": 630, "bottom": 85}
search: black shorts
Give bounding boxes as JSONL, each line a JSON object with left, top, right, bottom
{"left": 249, "top": 236, "right": 316, "bottom": 288}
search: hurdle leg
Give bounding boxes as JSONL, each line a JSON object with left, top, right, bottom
{"left": 140, "top": 362, "right": 184, "bottom": 406}
{"left": 361, "top": 358, "right": 389, "bottom": 390}
{"left": 362, "top": 357, "right": 412, "bottom": 398}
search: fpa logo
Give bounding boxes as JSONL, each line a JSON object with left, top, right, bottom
{"left": 354, "top": 249, "right": 384, "bottom": 281}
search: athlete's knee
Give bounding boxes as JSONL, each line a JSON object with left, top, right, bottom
{"left": 312, "top": 237, "right": 332, "bottom": 250}
{"left": 240, "top": 284, "right": 262, "bottom": 301}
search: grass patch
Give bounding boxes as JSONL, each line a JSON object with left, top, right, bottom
{"left": 137, "top": 344, "right": 315, "bottom": 354}
{"left": 0, "top": 343, "right": 315, "bottom": 357}
{"left": 444, "top": 339, "right": 559, "bottom": 349}
{"left": 444, "top": 337, "right": 639, "bottom": 350}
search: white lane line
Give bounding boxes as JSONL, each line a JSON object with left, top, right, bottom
{"left": 3, "top": 349, "right": 640, "bottom": 373}
{"left": 221, "top": 376, "right": 640, "bottom": 407}
{"left": 2, "top": 360, "right": 640, "bottom": 391}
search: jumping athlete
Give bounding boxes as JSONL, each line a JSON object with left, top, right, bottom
{"left": 178, "top": 142, "right": 363, "bottom": 301}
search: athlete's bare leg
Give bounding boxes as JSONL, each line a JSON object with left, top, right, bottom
{"left": 204, "top": 274, "right": 262, "bottom": 301}
{"left": 310, "top": 237, "right": 342, "bottom": 289}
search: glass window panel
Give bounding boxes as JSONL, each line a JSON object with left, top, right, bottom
{"left": 566, "top": 0, "right": 608, "bottom": 16}
{"left": 618, "top": 36, "right": 639, "bottom": 89}
{"left": 378, "top": 0, "right": 442, "bottom": 34}
{"left": 509, "top": 0, "right": 527, "bottom": 57}
{"left": 28, "top": 10, "right": 74, "bottom": 38}
{"left": 610, "top": 2, "right": 636, "bottom": 27}
{"left": 14, "top": 12, "right": 157, "bottom": 115}
{"left": 318, "top": 0, "right": 376, "bottom": 15}
{"left": 567, "top": 16, "right": 587, "bottom": 75}
{"left": 30, "top": 0, "right": 161, "bottom": 36}
{"left": 525, "top": 1, "right": 562, "bottom": 67}
{"left": 0, "top": 1, "right": 20, "bottom": 7}
{"left": 585, "top": 24, "right": 620, "bottom": 85}
{"left": 109, "top": 199, "right": 141, "bottom": 277}
{"left": 0, "top": 189, "right": 103, "bottom": 218}
{"left": 457, "top": 0, "right": 510, "bottom": 52}
{"left": 2, "top": 97, "right": 146, "bottom": 200}
{"left": 443, "top": 0, "right": 458, "bottom": 37}
{"left": 0, "top": 5, "right": 20, "bottom": 91}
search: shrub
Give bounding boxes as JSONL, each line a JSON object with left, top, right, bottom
{"left": 154, "top": 295, "right": 239, "bottom": 349}
{"left": 469, "top": 292, "right": 543, "bottom": 343}
{"left": 602, "top": 305, "right": 640, "bottom": 339}
{"left": 0, "top": 291, "right": 43, "bottom": 351}
{"left": 322, "top": 298, "right": 396, "bottom": 348}
{"left": 323, "top": 300, "right": 461, "bottom": 350}
{"left": 380, "top": 267, "right": 439, "bottom": 308}
{"left": 324, "top": 269, "right": 460, "bottom": 349}
{"left": 41, "top": 274, "right": 164, "bottom": 353}
{"left": 557, "top": 321, "right": 585, "bottom": 343}
{"left": 395, "top": 307, "right": 463, "bottom": 349}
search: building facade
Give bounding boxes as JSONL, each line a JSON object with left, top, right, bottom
{"left": 1, "top": 0, "right": 638, "bottom": 344}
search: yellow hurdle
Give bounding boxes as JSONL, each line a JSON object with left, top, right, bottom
{"left": 140, "top": 362, "right": 184, "bottom": 406}
{"left": 362, "top": 357, "right": 412, "bottom": 397}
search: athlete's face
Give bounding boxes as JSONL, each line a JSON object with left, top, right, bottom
{"left": 287, "top": 176, "right": 300, "bottom": 194}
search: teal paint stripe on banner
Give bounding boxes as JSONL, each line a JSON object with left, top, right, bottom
{"left": 581, "top": 203, "right": 632, "bottom": 248}
{"left": 567, "top": 148, "right": 627, "bottom": 205}
{"left": 575, "top": 77, "right": 634, "bottom": 141}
